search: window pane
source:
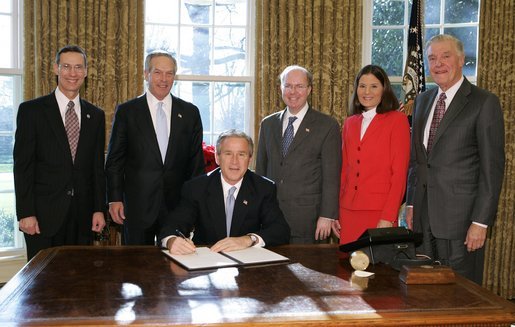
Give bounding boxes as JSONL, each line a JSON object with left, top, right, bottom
{"left": 0, "top": 0, "right": 11, "bottom": 13}
{"left": 215, "top": 0, "right": 247, "bottom": 25}
{"left": 423, "top": 27, "right": 440, "bottom": 75}
{"left": 373, "top": 0, "right": 405, "bottom": 26}
{"left": 444, "top": 27, "right": 477, "bottom": 76}
{"left": 145, "top": 0, "right": 179, "bottom": 24}
{"left": 173, "top": 81, "right": 249, "bottom": 145}
{"left": 179, "top": 26, "right": 211, "bottom": 74}
{"left": 182, "top": 1, "right": 213, "bottom": 25}
{"left": 0, "top": 75, "right": 17, "bottom": 248}
{"left": 372, "top": 29, "right": 404, "bottom": 76}
{"left": 213, "top": 27, "right": 246, "bottom": 75}
{"left": 445, "top": 0, "right": 479, "bottom": 23}
{"left": 0, "top": 15, "right": 12, "bottom": 68}
{"left": 424, "top": 0, "right": 441, "bottom": 24}
{"left": 145, "top": 24, "right": 179, "bottom": 59}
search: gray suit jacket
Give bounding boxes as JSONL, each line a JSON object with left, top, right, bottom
{"left": 406, "top": 78, "right": 505, "bottom": 240}
{"left": 256, "top": 107, "right": 342, "bottom": 243}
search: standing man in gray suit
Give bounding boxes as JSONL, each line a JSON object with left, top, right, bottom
{"left": 406, "top": 34, "right": 505, "bottom": 284}
{"left": 256, "top": 65, "right": 342, "bottom": 244}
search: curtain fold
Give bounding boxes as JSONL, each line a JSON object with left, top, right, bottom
{"left": 23, "top": 0, "right": 145, "bottom": 137}
{"left": 478, "top": 0, "right": 514, "bottom": 299}
{"left": 254, "top": 0, "right": 362, "bottom": 133}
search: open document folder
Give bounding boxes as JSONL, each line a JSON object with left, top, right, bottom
{"left": 162, "top": 247, "right": 289, "bottom": 271}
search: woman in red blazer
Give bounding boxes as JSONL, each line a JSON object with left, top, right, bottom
{"left": 332, "top": 65, "right": 410, "bottom": 245}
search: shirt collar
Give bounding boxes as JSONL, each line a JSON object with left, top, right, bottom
{"left": 220, "top": 171, "right": 244, "bottom": 194}
{"left": 285, "top": 102, "right": 309, "bottom": 121}
{"left": 362, "top": 107, "right": 377, "bottom": 119}
{"left": 55, "top": 87, "right": 80, "bottom": 106}
{"left": 146, "top": 91, "right": 172, "bottom": 110}
{"left": 438, "top": 76, "right": 464, "bottom": 103}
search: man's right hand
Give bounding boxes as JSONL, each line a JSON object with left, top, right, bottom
{"left": 19, "top": 216, "right": 40, "bottom": 235}
{"left": 167, "top": 237, "right": 196, "bottom": 255}
{"left": 109, "top": 202, "right": 125, "bottom": 225}
{"left": 405, "top": 206, "right": 414, "bottom": 230}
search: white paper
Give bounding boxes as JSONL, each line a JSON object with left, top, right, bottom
{"left": 223, "top": 247, "right": 289, "bottom": 265}
{"left": 162, "top": 247, "right": 237, "bottom": 270}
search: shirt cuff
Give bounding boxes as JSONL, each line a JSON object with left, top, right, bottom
{"left": 161, "top": 235, "right": 177, "bottom": 248}
{"left": 249, "top": 233, "right": 265, "bottom": 247}
{"left": 472, "top": 221, "right": 488, "bottom": 228}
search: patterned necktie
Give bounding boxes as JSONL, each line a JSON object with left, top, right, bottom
{"left": 282, "top": 116, "right": 297, "bottom": 157}
{"left": 225, "top": 186, "right": 236, "bottom": 237}
{"left": 65, "top": 100, "right": 80, "bottom": 162}
{"left": 156, "top": 102, "right": 168, "bottom": 162}
{"left": 427, "top": 92, "right": 446, "bottom": 152}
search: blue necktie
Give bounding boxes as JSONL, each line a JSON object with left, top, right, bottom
{"left": 282, "top": 116, "right": 297, "bottom": 157}
{"left": 156, "top": 102, "right": 168, "bottom": 162}
{"left": 226, "top": 186, "right": 236, "bottom": 237}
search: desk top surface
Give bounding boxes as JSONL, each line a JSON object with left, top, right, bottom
{"left": 0, "top": 245, "right": 514, "bottom": 326}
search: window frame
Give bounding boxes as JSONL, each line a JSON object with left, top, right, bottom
{"left": 144, "top": 0, "right": 255, "bottom": 145}
{"left": 362, "top": 0, "right": 479, "bottom": 88}
{"left": 0, "top": 0, "right": 26, "bottom": 272}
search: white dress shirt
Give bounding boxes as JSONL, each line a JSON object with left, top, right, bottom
{"left": 55, "top": 87, "right": 81, "bottom": 126}
{"left": 282, "top": 102, "right": 309, "bottom": 136}
{"left": 146, "top": 92, "right": 172, "bottom": 137}
{"left": 360, "top": 107, "right": 377, "bottom": 140}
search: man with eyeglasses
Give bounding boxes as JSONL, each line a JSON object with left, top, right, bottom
{"left": 14, "top": 45, "right": 106, "bottom": 260}
{"left": 256, "top": 65, "right": 342, "bottom": 244}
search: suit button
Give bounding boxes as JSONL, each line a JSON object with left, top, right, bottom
{"left": 357, "top": 159, "right": 360, "bottom": 164}
{"left": 280, "top": 179, "right": 284, "bottom": 184}
{"left": 423, "top": 184, "right": 427, "bottom": 188}
{"left": 427, "top": 164, "right": 431, "bottom": 168}
{"left": 356, "top": 172, "right": 359, "bottom": 177}
{"left": 354, "top": 186, "right": 358, "bottom": 190}
{"left": 357, "top": 146, "right": 361, "bottom": 151}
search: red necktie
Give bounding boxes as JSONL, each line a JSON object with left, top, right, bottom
{"left": 65, "top": 101, "right": 80, "bottom": 162}
{"left": 427, "top": 93, "right": 446, "bottom": 152}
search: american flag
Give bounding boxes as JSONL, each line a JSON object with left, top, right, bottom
{"left": 400, "top": 0, "right": 425, "bottom": 117}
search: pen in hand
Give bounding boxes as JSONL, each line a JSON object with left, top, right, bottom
{"left": 176, "top": 229, "right": 197, "bottom": 254}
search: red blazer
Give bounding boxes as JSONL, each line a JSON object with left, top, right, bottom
{"left": 339, "top": 110, "right": 410, "bottom": 222}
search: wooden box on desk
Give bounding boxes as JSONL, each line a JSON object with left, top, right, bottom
{"left": 399, "top": 265, "right": 456, "bottom": 284}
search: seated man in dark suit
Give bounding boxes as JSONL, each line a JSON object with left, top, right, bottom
{"left": 160, "top": 129, "right": 290, "bottom": 254}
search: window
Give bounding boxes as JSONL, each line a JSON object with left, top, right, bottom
{"left": 145, "top": 0, "right": 254, "bottom": 144}
{"left": 0, "top": 0, "right": 24, "bottom": 263}
{"left": 363, "top": 0, "right": 480, "bottom": 97}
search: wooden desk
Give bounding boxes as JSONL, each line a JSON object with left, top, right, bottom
{"left": 0, "top": 245, "right": 514, "bottom": 326}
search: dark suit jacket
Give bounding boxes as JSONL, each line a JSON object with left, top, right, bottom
{"left": 255, "top": 107, "right": 341, "bottom": 243}
{"left": 407, "top": 78, "right": 505, "bottom": 240}
{"left": 105, "top": 93, "right": 204, "bottom": 228}
{"left": 13, "top": 92, "right": 106, "bottom": 237}
{"left": 159, "top": 168, "right": 290, "bottom": 246}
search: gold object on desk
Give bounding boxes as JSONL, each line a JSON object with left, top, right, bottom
{"left": 350, "top": 250, "right": 370, "bottom": 271}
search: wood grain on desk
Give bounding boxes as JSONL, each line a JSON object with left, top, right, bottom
{"left": 0, "top": 245, "right": 513, "bottom": 326}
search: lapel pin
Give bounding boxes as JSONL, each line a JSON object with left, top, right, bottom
{"left": 86, "top": 114, "right": 90, "bottom": 119}
{"left": 305, "top": 128, "right": 310, "bottom": 132}
{"left": 178, "top": 113, "right": 183, "bottom": 118}
{"left": 243, "top": 200, "right": 248, "bottom": 205}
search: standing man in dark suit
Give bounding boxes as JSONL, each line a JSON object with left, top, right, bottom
{"left": 106, "top": 51, "right": 204, "bottom": 245}
{"left": 256, "top": 65, "right": 341, "bottom": 244}
{"left": 406, "top": 34, "right": 505, "bottom": 284}
{"left": 14, "top": 45, "right": 106, "bottom": 260}
{"left": 161, "top": 130, "right": 290, "bottom": 254}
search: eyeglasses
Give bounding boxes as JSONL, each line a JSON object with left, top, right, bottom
{"left": 59, "top": 64, "right": 86, "bottom": 73}
{"left": 282, "top": 84, "right": 309, "bottom": 91}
